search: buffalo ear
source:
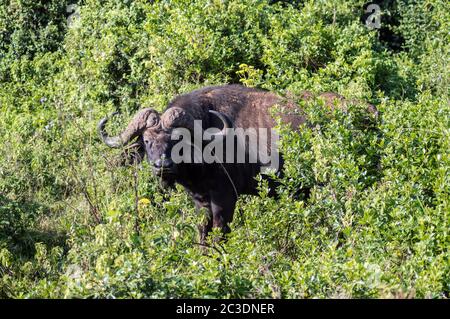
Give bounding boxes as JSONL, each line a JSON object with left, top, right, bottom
{"left": 115, "top": 137, "right": 146, "bottom": 166}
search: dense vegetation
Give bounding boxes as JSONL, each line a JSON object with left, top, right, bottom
{"left": 0, "top": 0, "right": 448, "bottom": 298}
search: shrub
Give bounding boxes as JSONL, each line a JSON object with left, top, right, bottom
{"left": 0, "top": 0, "right": 448, "bottom": 298}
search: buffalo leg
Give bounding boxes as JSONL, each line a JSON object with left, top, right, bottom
{"left": 192, "top": 194, "right": 212, "bottom": 245}
{"left": 209, "top": 189, "right": 237, "bottom": 240}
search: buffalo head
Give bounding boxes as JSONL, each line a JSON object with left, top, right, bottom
{"left": 98, "top": 107, "right": 231, "bottom": 187}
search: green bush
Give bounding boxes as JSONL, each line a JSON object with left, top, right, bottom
{"left": 0, "top": 0, "right": 448, "bottom": 298}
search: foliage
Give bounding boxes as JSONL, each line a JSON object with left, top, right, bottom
{"left": 0, "top": 0, "right": 448, "bottom": 298}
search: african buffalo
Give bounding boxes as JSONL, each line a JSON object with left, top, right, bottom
{"left": 98, "top": 85, "right": 376, "bottom": 244}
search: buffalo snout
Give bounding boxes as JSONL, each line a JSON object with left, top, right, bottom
{"left": 153, "top": 157, "right": 174, "bottom": 170}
